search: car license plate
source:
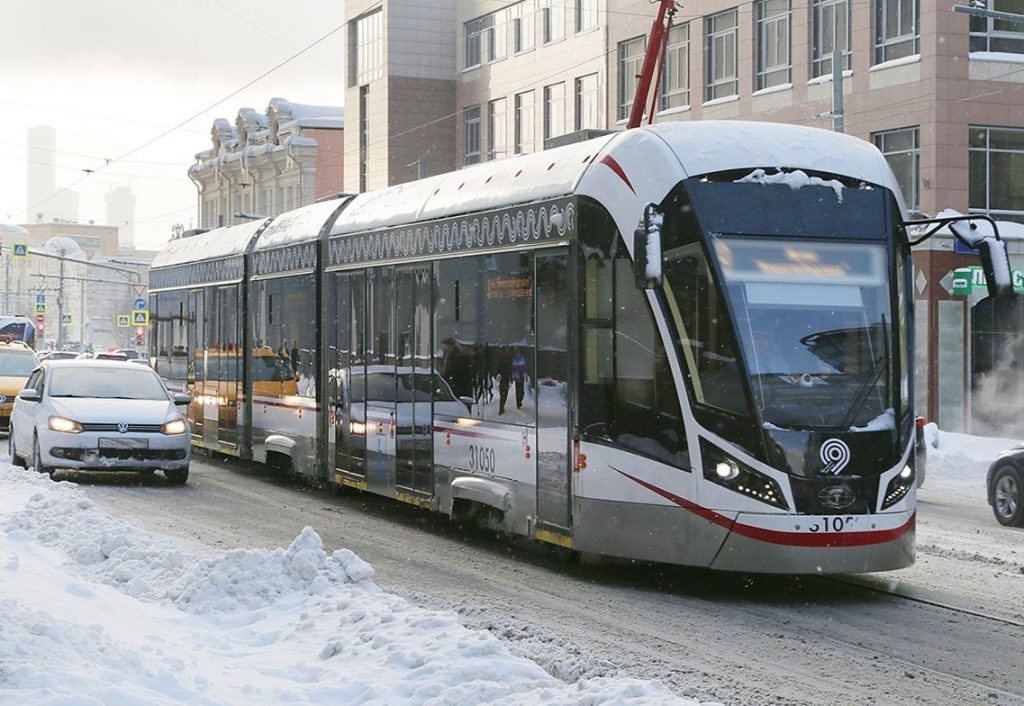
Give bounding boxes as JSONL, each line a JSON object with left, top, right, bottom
{"left": 99, "top": 437, "right": 149, "bottom": 449}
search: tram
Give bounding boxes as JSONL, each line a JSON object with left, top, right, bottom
{"left": 151, "top": 121, "right": 918, "bottom": 573}
{"left": 0, "top": 315, "right": 36, "bottom": 348}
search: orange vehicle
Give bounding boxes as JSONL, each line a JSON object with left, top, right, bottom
{"left": 0, "top": 339, "right": 40, "bottom": 432}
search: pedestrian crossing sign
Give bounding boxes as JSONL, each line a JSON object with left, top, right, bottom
{"left": 116, "top": 315, "right": 131, "bottom": 328}
{"left": 132, "top": 310, "right": 149, "bottom": 325}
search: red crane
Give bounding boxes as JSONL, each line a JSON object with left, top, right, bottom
{"left": 627, "top": 0, "right": 678, "bottom": 130}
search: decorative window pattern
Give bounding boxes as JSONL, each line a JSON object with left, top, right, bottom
{"left": 706, "top": 9, "right": 738, "bottom": 101}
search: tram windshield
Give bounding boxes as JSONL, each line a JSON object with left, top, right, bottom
{"left": 712, "top": 236, "right": 894, "bottom": 430}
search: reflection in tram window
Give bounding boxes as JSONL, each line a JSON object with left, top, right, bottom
{"left": 578, "top": 199, "right": 687, "bottom": 467}
{"left": 252, "top": 275, "right": 317, "bottom": 398}
{"left": 153, "top": 290, "right": 189, "bottom": 382}
{"left": 435, "top": 253, "right": 535, "bottom": 425}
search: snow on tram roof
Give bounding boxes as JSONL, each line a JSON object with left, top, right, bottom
{"left": 150, "top": 218, "right": 268, "bottom": 270}
{"left": 648, "top": 121, "right": 897, "bottom": 189}
{"left": 254, "top": 197, "right": 350, "bottom": 250}
{"left": 329, "top": 135, "right": 617, "bottom": 236}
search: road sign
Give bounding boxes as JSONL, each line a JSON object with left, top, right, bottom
{"left": 34, "top": 302, "right": 46, "bottom": 314}
{"left": 135, "top": 327, "right": 145, "bottom": 337}
{"left": 133, "top": 298, "right": 147, "bottom": 310}
{"left": 12, "top": 243, "right": 28, "bottom": 258}
{"left": 35, "top": 294, "right": 45, "bottom": 304}
{"left": 116, "top": 314, "right": 131, "bottom": 328}
{"left": 37, "top": 323, "right": 45, "bottom": 333}
{"left": 35, "top": 314, "right": 44, "bottom": 324}
{"left": 132, "top": 311, "right": 149, "bottom": 326}
{"left": 61, "top": 314, "right": 72, "bottom": 324}
{"left": 131, "top": 285, "right": 147, "bottom": 298}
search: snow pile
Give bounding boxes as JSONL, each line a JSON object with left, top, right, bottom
{"left": 0, "top": 464, "right": 700, "bottom": 706}
{"left": 736, "top": 168, "right": 844, "bottom": 202}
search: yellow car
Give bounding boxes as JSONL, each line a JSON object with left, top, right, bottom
{"left": 0, "top": 340, "right": 39, "bottom": 432}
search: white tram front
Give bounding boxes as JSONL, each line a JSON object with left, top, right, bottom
{"left": 150, "top": 121, "right": 916, "bottom": 574}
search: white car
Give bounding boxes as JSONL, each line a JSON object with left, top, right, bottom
{"left": 8, "top": 359, "right": 192, "bottom": 484}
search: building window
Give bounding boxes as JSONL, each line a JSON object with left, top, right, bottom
{"left": 969, "top": 126, "right": 1024, "bottom": 223}
{"left": 874, "top": 0, "right": 918, "bottom": 64}
{"left": 359, "top": 86, "right": 369, "bottom": 192}
{"left": 512, "top": 0, "right": 536, "bottom": 54}
{"left": 873, "top": 127, "right": 919, "bottom": 210}
{"left": 757, "top": 0, "right": 790, "bottom": 90}
{"left": 489, "top": 8, "right": 510, "bottom": 61}
{"left": 541, "top": 0, "right": 566, "bottom": 43}
{"left": 812, "top": 0, "right": 851, "bottom": 78}
{"left": 488, "top": 98, "right": 507, "bottom": 160}
{"left": 575, "top": 0, "right": 598, "bottom": 32}
{"left": 544, "top": 82, "right": 566, "bottom": 140}
{"left": 575, "top": 73, "right": 600, "bottom": 130}
{"left": 515, "top": 91, "right": 535, "bottom": 154}
{"left": 660, "top": 24, "right": 690, "bottom": 111}
{"left": 970, "top": 0, "right": 1024, "bottom": 54}
{"left": 349, "top": 9, "right": 383, "bottom": 87}
{"left": 465, "top": 16, "right": 486, "bottom": 68}
{"left": 706, "top": 9, "right": 738, "bottom": 101}
{"left": 464, "top": 106, "right": 482, "bottom": 165}
{"left": 618, "top": 35, "right": 645, "bottom": 121}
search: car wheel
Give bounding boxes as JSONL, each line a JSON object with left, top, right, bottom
{"left": 164, "top": 466, "right": 189, "bottom": 485}
{"left": 32, "top": 435, "right": 53, "bottom": 477}
{"left": 9, "top": 428, "right": 26, "bottom": 468}
{"left": 991, "top": 465, "right": 1024, "bottom": 527}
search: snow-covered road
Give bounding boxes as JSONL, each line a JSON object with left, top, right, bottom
{"left": 3, "top": 427, "right": 1024, "bottom": 705}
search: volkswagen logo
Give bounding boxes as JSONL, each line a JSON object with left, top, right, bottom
{"left": 819, "top": 485, "right": 856, "bottom": 510}
{"left": 0, "top": 395, "right": 6, "bottom": 405}
{"left": 117, "top": 422, "right": 129, "bottom": 434}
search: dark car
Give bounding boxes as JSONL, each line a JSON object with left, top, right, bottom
{"left": 987, "top": 445, "right": 1024, "bottom": 527}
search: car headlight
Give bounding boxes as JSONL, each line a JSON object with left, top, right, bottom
{"left": 49, "top": 416, "right": 83, "bottom": 433}
{"left": 350, "top": 421, "right": 367, "bottom": 435}
{"left": 162, "top": 418, "right": 187, "bottom": 435}
{"left": 700, "top": 439, "right": 788, "bottom": 510}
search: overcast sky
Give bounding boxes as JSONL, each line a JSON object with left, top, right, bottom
{"left": 0, "top": 0, "right": 345, "bottom": 251}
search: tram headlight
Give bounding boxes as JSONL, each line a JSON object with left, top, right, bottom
{"left": 882, "top": 463, "right": 914, "bottom": 510}
{"left": 700, "top": 440, "right": 788, "bottom": 510}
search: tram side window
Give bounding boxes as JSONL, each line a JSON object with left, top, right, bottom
{"left": 578, "top": 200, "right": 687, "bottom": 467}
{"left": 154, "top": 290, "right": 188, "bottom": 382}
{"left": 282, "top": 275, "right": 317, "bottom": 397}
{"left": 435, "top": 253, "right": 535, "bottom": 423}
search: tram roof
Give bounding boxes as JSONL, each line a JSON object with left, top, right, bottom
{"left": 254, "top": 197, "right": 350, "bottom": 251}
{"left": 328, "top": 136, "right": 617, "bottom": 237}
{"left": 150, "top": 218, "right": 268, "bottom": 270}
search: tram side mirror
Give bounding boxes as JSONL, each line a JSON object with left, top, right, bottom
{"left": 634, "top": 204, "right": 664, "bottom": 290}
{"left": 459, "top": 396, "right": 474, "bottom": 413}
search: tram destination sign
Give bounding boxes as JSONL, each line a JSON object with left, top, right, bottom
{"left": 951, "top": 265, "right": 1024, "bottom": 296}
{"left": 328, "top": 198, "right": 576, "bottom": 269}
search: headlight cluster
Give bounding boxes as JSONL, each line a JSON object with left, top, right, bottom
{"left": 700, "top": 439, "right": 788, "bottom": 510}
{"left": 881, "top": 464, "right": 914, "bottom": 509}
{"left": 161, "top": 419, "right": 187, "bottom": 435}
{"left": 49, "top": 416, "right": 82, "bottom": 433}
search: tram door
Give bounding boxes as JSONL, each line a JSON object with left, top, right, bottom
{"left": 214, "top": 285, "right": 241, "bottom": 451}
{"left": 186, "top": 289, "right": 204, "bottom": 442}
{"left": 395, "top": 265, "right": 434, "bottom": 496}
{"left": 332, "top": 271, "right": 367, "bottom": 482}
{"left": 535, "top": 250, "right": 572, "bottom": 530}
{"left": 365, "top": 267, "right": 396, "bottom": 492}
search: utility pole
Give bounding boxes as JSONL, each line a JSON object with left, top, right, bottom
{"left": 57, "top": 249, "right": 66, "bottom": 350}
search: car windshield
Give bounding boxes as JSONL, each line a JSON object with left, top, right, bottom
{"left": 0, "top": 351, "right": 38, "bottom": 376}
{"left": 49, "top": 366, "right": 169, "bottom": 400}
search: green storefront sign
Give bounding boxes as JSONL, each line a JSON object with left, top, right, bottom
{"left": 951, "top": 266, "right": 1024, "bottom": 296}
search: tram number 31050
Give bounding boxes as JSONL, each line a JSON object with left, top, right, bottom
{"left": 469, "top": 444, "right": 497, "bottom": 475}
{"left": 808, "top": 516, "right": 854, "bottom": 533}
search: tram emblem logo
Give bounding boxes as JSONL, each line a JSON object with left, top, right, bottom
{"left": 818, "top": 485, "right": 856, "bottom": 510}
{"left": 117, "top": 422, "right": 129, "bottom": 434}
{"left": 819, "top": 439, "right": 851, "bottom": 475}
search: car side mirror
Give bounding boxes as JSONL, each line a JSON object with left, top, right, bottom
{"left": 16, "top": 389, "right": 41, "bottom": 403}
{"left": 459, "top": 396, "right": 474, "bottom": 413}
{"left": 173, "top": 393, "right": 192, "bottom": 406}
